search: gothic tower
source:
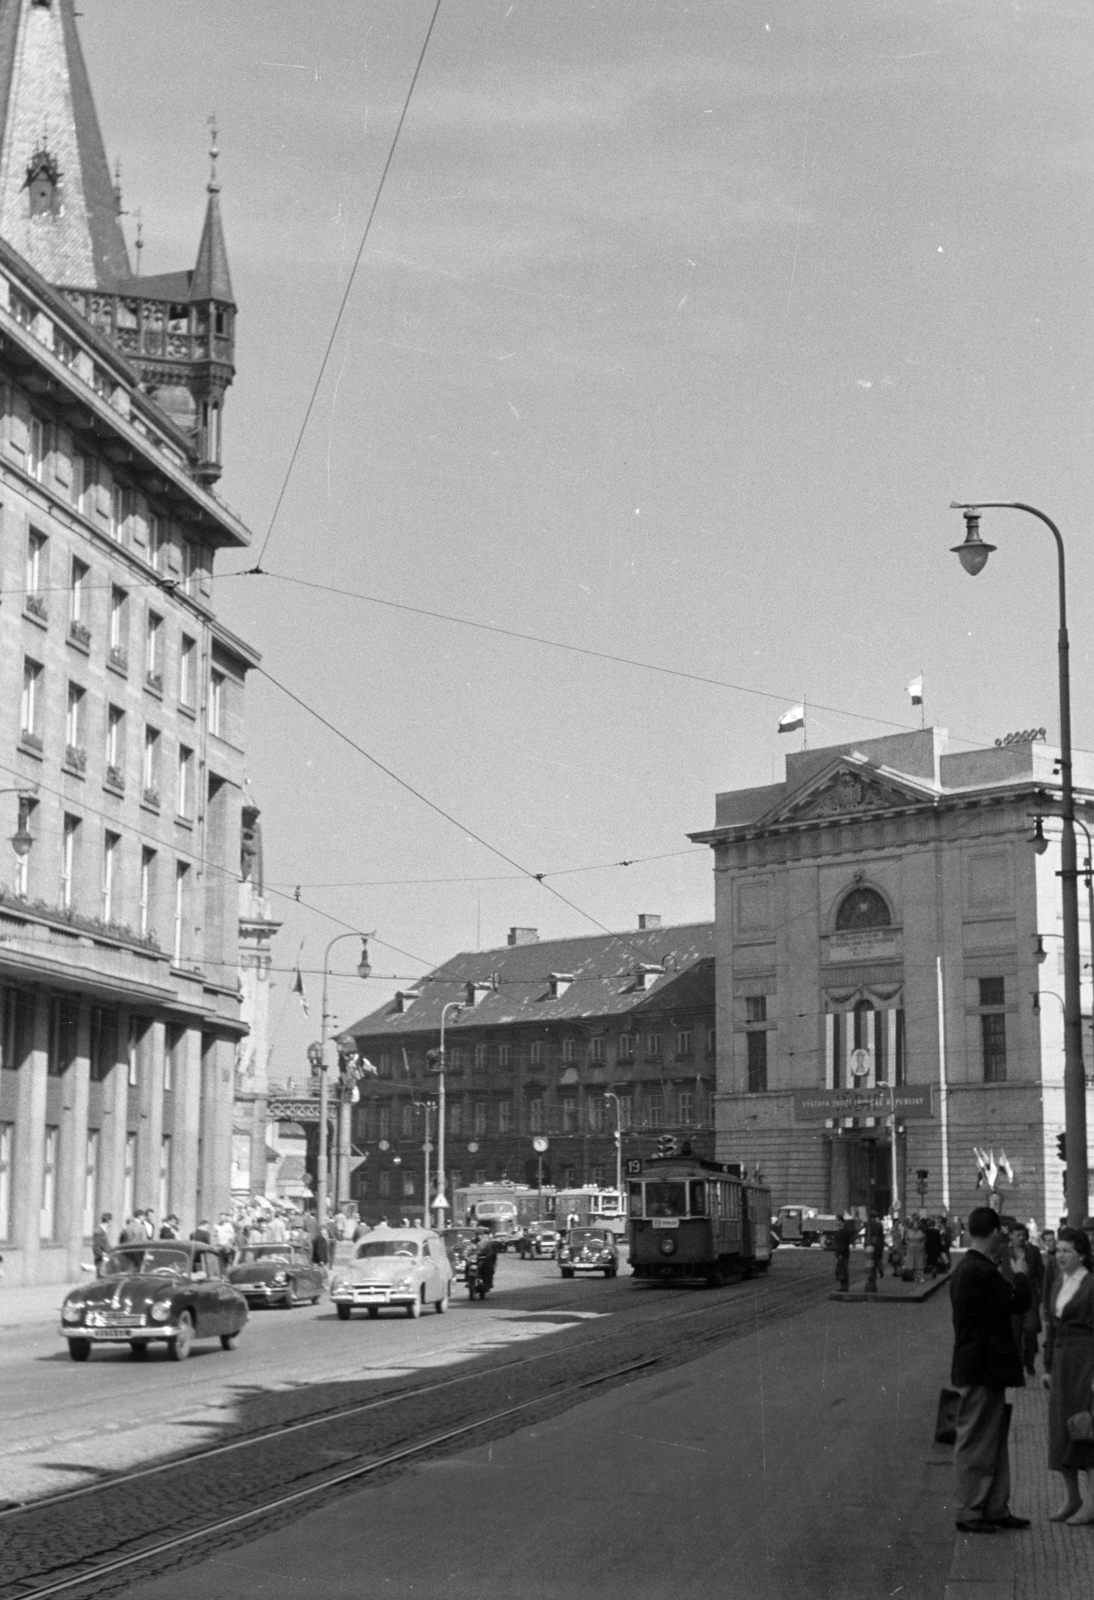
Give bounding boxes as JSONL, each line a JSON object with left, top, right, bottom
{"left": 0, "top": 0, "right": 236, "bottom": 483}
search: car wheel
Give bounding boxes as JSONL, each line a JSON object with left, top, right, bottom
{"left": 407, "top": 1291, "right": 422, "bottom": 1319}
{"left": 167, "top": 1311, "right": 194, "bottom": 1361}
{"left": 220, "top": 1333, "right": 236, "bottom": 1350}
{"left": 336, "top": 1303, "right": 352, "bottom": 1321}
{"left": 129, "top": 1340, "right": 149, "bottom": 1358}
{"left": 435, "top": 1292, "right": 449, "bottom": 1314}
{"left": 366, "top": 1306, "right": 379, "bottom": 1319}
{"left": 68, "top": 1338, "right": 91, "bottom": 1362}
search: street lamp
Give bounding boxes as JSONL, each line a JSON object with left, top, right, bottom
{"left": 316, "top": 933, "right": 373, "bottom": 1227}
{"left": 950, "top": 501, "right": 1088, "bottom": 1225}
{"left": 2, "top": 789, "right": 37, "bottom": 862}
{"left": 426, "top": 1001, "right": 464, "bottom": 1228}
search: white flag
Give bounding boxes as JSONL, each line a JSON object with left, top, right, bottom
{"left": 907, "top": 676, "right": 923, "bottom": 706}
{"left": 778, "top": 704, "right": 805, "bottom": 733}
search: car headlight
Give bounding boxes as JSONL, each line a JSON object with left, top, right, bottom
{"left": 331, "top": 1277, "right": 345, "bottom": 1293}
{"left": 392, "top": 1276, "right": 414, "bottom": 1292}
{"left": 62, "top": 1301, "right": 84, "bottom": 1324}
{"left": 150, "top": 1300, "right": 173, "bottom": 1322}
{"left": 272, "top": 1271, "right": 288, "bottom": 1285}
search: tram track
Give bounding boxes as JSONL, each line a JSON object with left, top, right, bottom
{"left": 0, "top": 1265, "right": 831, "bottom": 1599}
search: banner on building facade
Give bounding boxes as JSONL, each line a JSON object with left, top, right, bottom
{"left": 792, "top": 1086, "right": 933, "bottom": 1122}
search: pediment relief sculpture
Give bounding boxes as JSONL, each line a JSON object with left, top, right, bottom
{"left": 784, "top": 769, "right": 914, "bottom": 821}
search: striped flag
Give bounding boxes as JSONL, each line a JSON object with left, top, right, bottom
{"left": 907, "top": 676, "right": 923, "bottom": 707}
{"left": 778, "top": 704, "right": 805, "bottom": 733}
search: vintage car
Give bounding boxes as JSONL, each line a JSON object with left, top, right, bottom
{"left": 441, "top": 1226, "right": 479, "bottom": 1281}
{"left": 558, "top": 1225, "right": 620, "bottom": 1279}
{"left": 330, "top": 1228, "right": 454, "bottom": 1319}
{"left": 526, "top": 1221, "right": 561, "bottom": 1259}
{"left": 60, "top": 1241, "right": 248, "bottom": 1361}
{"left": 227, "top": 1243, "right": 325, "bottom": 1308}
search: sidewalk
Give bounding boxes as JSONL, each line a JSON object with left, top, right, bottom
{"left": 945, "top": 1380, "right": 1094, "bottom": 1600}
{"left": 831, "top": 1266, "right": 953, "bottom": 1304}
{"left": 0, "top": 1278, "right": 75, "bottom": 1329}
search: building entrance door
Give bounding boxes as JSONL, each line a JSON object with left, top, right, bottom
{"left": 831, "top": 1136, "right": 892, "bottom": 1217}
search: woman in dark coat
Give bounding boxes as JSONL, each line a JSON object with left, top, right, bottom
{"left": 1042, "top": 1226, "right": 1094, "bottom": 1522}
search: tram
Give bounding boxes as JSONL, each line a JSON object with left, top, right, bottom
{"left": 627, "top": 1153, "right": 773, "bottom": 1284}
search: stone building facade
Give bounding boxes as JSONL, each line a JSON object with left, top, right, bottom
{"left": 689, "top": 728, "right": 1094, "bottom": 1226}
{"left": 344, "top": 920, "right": 715, "bottom": 1224}
{"left": 0, "top": 0, "right": 258, "bottom": 1283}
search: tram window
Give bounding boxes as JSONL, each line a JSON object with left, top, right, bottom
{"left": 628, "top": 1181, "right": 643, "bottom": 1214}
{"left": 688, "top": 1180, "right": 707, "bottom": 1216}
{"left": 725, "top": 1184, "right": 740, "bottom": 1219}
{"left": 645, "top": 1182, "right": 687, "bottom": 1218}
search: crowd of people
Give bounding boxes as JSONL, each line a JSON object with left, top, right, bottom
{"left": 831, "top": 1210, "right": 954, "bottom": 1292}
{"left": 89, "top": 1198, "right": 386, "bottom": 1274}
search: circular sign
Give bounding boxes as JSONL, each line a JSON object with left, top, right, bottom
{"left": 532, "top": 1136, "right": 549, "bottom": 1154}
{"left": 378, "top": 1140, "right": 390, "bottom": 1151}
{"left": 467, "top": 1142, "right": 479, "bottom": 1153}
{"left": 850, "top": 1048, "right": 872, "bottom": 1079}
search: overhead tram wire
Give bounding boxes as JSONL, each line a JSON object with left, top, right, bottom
{"left": 266, "top": 846, "right": 707, "bottom": 893}
{"left": 250, "top": 0, "right": 443, "bottom": 573}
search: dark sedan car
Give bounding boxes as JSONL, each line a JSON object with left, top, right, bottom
{"left": 227, "top": 1243, "right": 325, "bottom": 1308}
{"left": 60, "top": 1242, "right": 248, "bottom": 1361}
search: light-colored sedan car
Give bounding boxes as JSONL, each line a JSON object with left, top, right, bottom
{"left": 330, "top": 1228, "right": 453, "bottom": 1320}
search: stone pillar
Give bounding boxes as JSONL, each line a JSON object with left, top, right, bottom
{"left": 830, "top": 1136, "right": 851, "bottom": 1215}
{"left": 11, "top": 994, "right": 48, "bottom": 1284}
{"left": 172, "top": 1025, "right": 203, "bottom": 1236}
{"left": 137, "top": 1019, "right": 166, "bottom": 1223}
{"left": 100, "top": 1008, "right": 129, "bottom": 1228}
{"left": 198, "top": 1033, "right": 235, "bottom": 1224}
{"left": 57, "top": 997, "right": 92, "bottom": 1274}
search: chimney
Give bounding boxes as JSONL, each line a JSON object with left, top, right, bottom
{"left": 508, "top": 927, "right": 539, "bottom": 946}
{"left": 638, "top": 914, "right": 662, "bottom": 931}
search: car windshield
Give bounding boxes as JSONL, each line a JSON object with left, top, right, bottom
{"left": 571, "top": 1230, "right": 610, "bottom": 1244}
{"left": 355, "top": 1239, "right": 420, "bottom": 1259}
{"left": 644, "top": 1182, "right": 688, "bottom": 1218}
{"left": 102, "top": 1246, "right": 191, "bottom": 1278}
{"left": 238, "top": 1246, "right": 294, "bottom": 1263}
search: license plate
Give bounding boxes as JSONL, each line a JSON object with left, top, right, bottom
{"left": 652, "top": 1218, "right": 679, "bottom": 1230}
{"left": 87, "top": 1328, "right": 143, "bottom": 1341}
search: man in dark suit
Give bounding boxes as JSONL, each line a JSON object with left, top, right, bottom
{"left": 950, "top": 1206, "right": 1032, "bottom": 1533}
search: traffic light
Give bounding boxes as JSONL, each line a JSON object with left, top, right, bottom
{"left": 1057, "top": 1132, "right": 1067, "bottom": 1164}
{"left": 656, "top": 1134, "right": 677, "bottom": 1158}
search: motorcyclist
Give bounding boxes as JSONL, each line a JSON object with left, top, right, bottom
{"left": 470, "top": 1226, "right": 497, "bottom": 1294}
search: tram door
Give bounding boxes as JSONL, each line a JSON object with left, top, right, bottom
{"left": 740, "top": 1185, "right": 753, "bottom": 1259}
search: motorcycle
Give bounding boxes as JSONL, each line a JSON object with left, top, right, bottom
{"left": 465, "top": 1250, "right": 494, "bottom": 1301}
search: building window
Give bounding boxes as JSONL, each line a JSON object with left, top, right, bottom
{"left": 979, "top": 977, "right": 1005, "bottom": 1008}
{"left": 707, "top": 1027, "right": 716, "bottom": 1056}
{"left": 377, "top": 1052, "right": 393, "bottom": 1079}
{"left": 105, "top": 704, "right": 125, "bottom": 788}
{"left": 209, "top": 668, "right": 225, "bottom": 735}
{"left": 180, "top": 635, "right": 196, "bottom": 707}
{"left": 378, "top": 1106, "right": 391, "bottom": 1141}
{"left": 498, "top": 1101, "right": 512, "bottom": 1133}
{"left": 40, "top": 1126, "right": 59, "bottom": 1240}
{"left": 142, "top": 726, "right": 160, "bottom": 805}
{"left": 647, "top": 1092, "right": 664, "bottom": 1128}
{"left": 21, "top": 657, "right": 42, "bottom": 741}
{"left": 529, "top": 1040, "right": 544, "bottom": 1066}
{"left": 89, "top": 1006, "right": 118, "bottom": 1082}
{"left": 646, "top": 1032, "right": 663, "bottom": 1058}
{"left": 128, "top": 1017, "right": 148, "bottom": 1088}
{"left": 473, "top": 1103, "right": 488, "bottom": 1136}
{"left": 678, "top": 1090, "right": 694, "bottom": 1123}
{"left": 561, "top": 1038, "right": 576, "bottom": 1063}
{"left": 618, "top": 1033, "right": 635, "bottom": 1059}
{"left": 123, "top": 1132, "right": 136, "bottom": 1216}
{"left": 165, "top": 1023, "right": 185, "bottom": 1092}
{"left": 401, "top": 1103, "right": 415, "bottom": 1137}
{"left": 145, "top": 610, "right": 163, "bottom": 689}
{"left": 473, "top": 1168, "right": 487, "bottom": 1186}
{"left": 529, "top": 1099, "right": 544, "bottom": 1133}
{"left": 591, "top": 1166, "right": 606, "bottom": 1186}
{"left": 173, "top": 862, "right": 189, "bottom": 962}
{"left": 25, "top": 529, "right": 47, "bottom": 612}
{"left": 140, "top": 847, "right": 155, "bottom": 937}
{"left": 28, "top": 415, "right": 48, "bottom": 482}
{"left": 474, "top": 1043, "right": 488, "bottom": 1071}
{"left": 588, "top": 1096, "right": 604, "bottom": 1132}
{"left": 562, "top": 1097, "right": 578, "bottom": 1132}
{"left": 47, "top": 999, "right": 78, "bottom": 1078}
{"left": 177, "top": 745, "right": 193, "bottom": 818}
{"left": 102, "top": 831, "right": 119, "bottom": 922}
{"left": 835, "top": 886, "right": 891, "bottom": 931}
{"left": 745, "top": 996, "right": 767, "bottom": 1023}
{"left": 0, "top": 1124, "right": 11, "bottom": 1240}
{"left": 589, "top": 1036, "right": 604, "bottom": 1062}
{"left": 65, "top": 681, "right": 86, "bottom": 764}
{"left": 676, "top": 1029, "right": 693, "bottom": 1057}
{"left": 617, "top": 1094, "right": 632, "bottom": 1128}
{"left": 69, "top": 557, "right": 90, "bottom": 642}
{"left": 563, "top": 1165, "right": 576, "bottom": 1188}
{"left": 979, "top": 977, "right": 1007, "bottom": 1082}
{"left": 109, "top": 586, "right": 128, "bottom": 668}
{"left": 111, "top": 483, "right": 129, "bottom": 543}
{"left": 449, "top": 1102, "right": 462, "bottom": 1135}
{"left": 61, "top": 814, "right": 79, "bottom": 908}
{"left": 379, "top": 1170, "right": 391, "bottom": 1198}
{"left": 746, "top": 1030, "right": 768, "bottom": 1093}
{"left": 498, "top": 1043, "right": 511, "bottom": 1068}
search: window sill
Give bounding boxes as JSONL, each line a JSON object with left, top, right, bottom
{"left": 22, "top": 605, "right": 48, "bottom": 630}
{"left": 18, "top": 735, "right": 44, "bottom": 761}
{"left": 144, "top": 674, "right": 164, "bottom": 699}
{"left": 178, "top": 701, "right": 197, "bottom": 721}
{"left": 107, "top": 652, "right": 128, "bottom": 679}
{"left": 66, "top": 628, "right": 91, "bottom": 655}
{"left": 173, "top": 813, "right": 194, "bottom": 830}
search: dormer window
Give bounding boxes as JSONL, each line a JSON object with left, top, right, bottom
{"left": 549, "top": 973, "right": 574, "bottom": 998}
{"left": 393, "top": 990, "right": 420, "bottom": 1014}
{"left": 24, "top": 145, "right": 61, "bottom": 218}
{"left": 633, "top": 964, "right": 662, "bottom": 992}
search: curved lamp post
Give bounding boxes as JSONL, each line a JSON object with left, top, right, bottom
{"left": 951, "top": 501, "right": 1088, "bottom": 1225}
{"left": 316, "top": 933, "right": 373, "bottom": 1226}
{"left": 427, "top": 1001, "right": 465, "bottom": 1227}
{"left": 604, "top": 1091, "right": 624, "bottom": 1197}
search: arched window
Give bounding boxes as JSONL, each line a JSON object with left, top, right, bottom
{"left": 835, "top": 887, "right": 891, "bottom": 931}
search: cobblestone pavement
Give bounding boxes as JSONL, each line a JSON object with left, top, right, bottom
{"left": 0, "top": 1254, "right": 832, "bottom": 1597}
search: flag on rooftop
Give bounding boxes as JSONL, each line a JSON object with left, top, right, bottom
{"left": 778, "top": 704, "right": 805, "bottom": 733}
{"left": 908, "top": 676, "right": 923, "bottom": 706}
{"left": 292, "top": 965, "right": 309, "bottom": 1017}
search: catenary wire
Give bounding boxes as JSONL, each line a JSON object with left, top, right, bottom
{"left": 252, "top": 0, "right": 444, "bottom": 572}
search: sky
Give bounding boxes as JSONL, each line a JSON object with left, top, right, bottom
{"left": 77, "top": 0, "right": 1094, "bottom": 1075}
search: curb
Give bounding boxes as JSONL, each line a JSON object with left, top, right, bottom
{"left": 828, "top": 1271, "right": 952, "bottom": 1304}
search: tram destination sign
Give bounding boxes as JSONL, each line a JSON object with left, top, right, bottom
{"left": 792, "top": 1087, "right": 933, "bottom": 1122}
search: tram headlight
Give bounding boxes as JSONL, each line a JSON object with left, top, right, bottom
{"left": 658, "top": 1237, "right": 677, "bottom": 1256}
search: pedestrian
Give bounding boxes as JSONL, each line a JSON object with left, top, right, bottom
{"left": 949, "top": 1204, "right": 1032, "bottom": 1533}
{"left": 92, "top": 1212, "right": 113, "bottom": 1275}
{"left": 940, "top": 1217, "right": 954, "bottom": 1271}
{"left": 906, "top": 1213, "right": 927, "bottom": 1283}
{"left": 864, "top": 1212, "right": 885, "bottom": 1293}
{"left": 1041, "top": 1226, "right": 1094, "bottom": 1523}
{"left": 1009, "top": 1226, "right": 1045, "bottom": 1377}
{"left": 925, "top": 1217, "right": 943, "bottom": 1278}
{"left": 140, "top": 1208, "right": 156, "bottom": 1240}
{"left": 312, "top": 1226, "right": 330, "bottom": 1267}
{"left": 158, "top": 1213, "right": 180, "bottom": 1240}
{"left": 190, "top": 1217, "right": 212, "bottom": 1244}
{"left": 118, "top": 1214, "right": 144, "bottom": 1246}
{"left": 833, "top": 1211, "right": 855, "bottom": 1292}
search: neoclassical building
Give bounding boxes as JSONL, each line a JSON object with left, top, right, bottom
{"left": 0, "top": 0, "right": 258, "bottom": 1283}
{"left": 690, "top": 728, "right": 1094, "bottom": 1225}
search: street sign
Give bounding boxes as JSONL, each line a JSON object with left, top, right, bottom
{"left": 625, "top": 1158, "right": 642, "bottom": 1176}
{"left": 431, "top": 1195, "right": 450, "bottom": 1211}
{"left": 532, "top": 1136, "right": 549, "bottom": 1153}
{"left": 348, "top": 1155, "right": 367, "bottom": 1175}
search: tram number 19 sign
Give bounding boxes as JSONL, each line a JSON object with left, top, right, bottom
{"left": 624, "top": 1158, "right": 642, "bottom": 1177}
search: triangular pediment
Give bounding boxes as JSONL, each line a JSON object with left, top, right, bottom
{"left": 761, "top": 757, "right": 936, "bottom": 827}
